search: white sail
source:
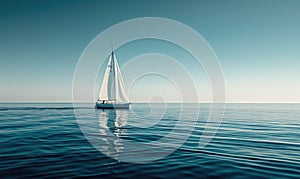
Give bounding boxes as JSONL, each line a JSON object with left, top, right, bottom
{"left": 98, "top": 51, "right": 129, "bottom": 103}
{"left": 113, "top": 53, "right": 129, "bottom": 102}
{"left": 98, "top": 56, "right": 112, "bottom": 100}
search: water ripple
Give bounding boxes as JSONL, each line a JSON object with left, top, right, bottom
{"left": 0, "top": 103, "right": 299, "bottom": 178}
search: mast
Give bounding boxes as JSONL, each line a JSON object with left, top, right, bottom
{"left": 111, "top": 50, "right": 116, "bottom": 101}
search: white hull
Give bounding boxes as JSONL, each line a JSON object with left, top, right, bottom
{"left": 95, "top": 102, "right": 130, "bottom": 109}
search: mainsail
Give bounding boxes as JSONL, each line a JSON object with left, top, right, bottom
{"left": 98, "top": 51, "right": 129, "bottom": 103}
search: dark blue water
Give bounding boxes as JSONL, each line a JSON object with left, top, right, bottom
{"left": 1, "top": 103, "right": 300, "bottom": 178}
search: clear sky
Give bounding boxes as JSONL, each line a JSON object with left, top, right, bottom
{"left": 0, "top": 0, "right": 299, "bottom": 102}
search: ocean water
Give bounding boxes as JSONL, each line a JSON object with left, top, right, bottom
{"left": 0, "top": 103, "right": 300, "bottom": 178}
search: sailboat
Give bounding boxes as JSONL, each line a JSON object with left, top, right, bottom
{"left": 95, "top": 50, "right": 130, "bottom": 109}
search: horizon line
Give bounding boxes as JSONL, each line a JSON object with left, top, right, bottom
{"left": 0, "top": 101, "right": 300, "bottom": 104}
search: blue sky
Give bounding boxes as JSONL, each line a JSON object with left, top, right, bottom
{"left": 0, "top": 0, "right": 299, "bottom": 102}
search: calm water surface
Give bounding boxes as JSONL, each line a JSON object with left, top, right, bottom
{"left": 0, "top": 103, "right": 299, "bottom": 178}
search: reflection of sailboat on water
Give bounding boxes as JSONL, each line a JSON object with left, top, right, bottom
{"left": 98, "top": 109, "right": 128, "bottom": 155}
{"left": 96, "top": 50, "right": 130, "bottom": 109}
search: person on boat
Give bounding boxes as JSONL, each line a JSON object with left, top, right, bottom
{"left": 102, "top": 100, "right": 105, "bottom": 104}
